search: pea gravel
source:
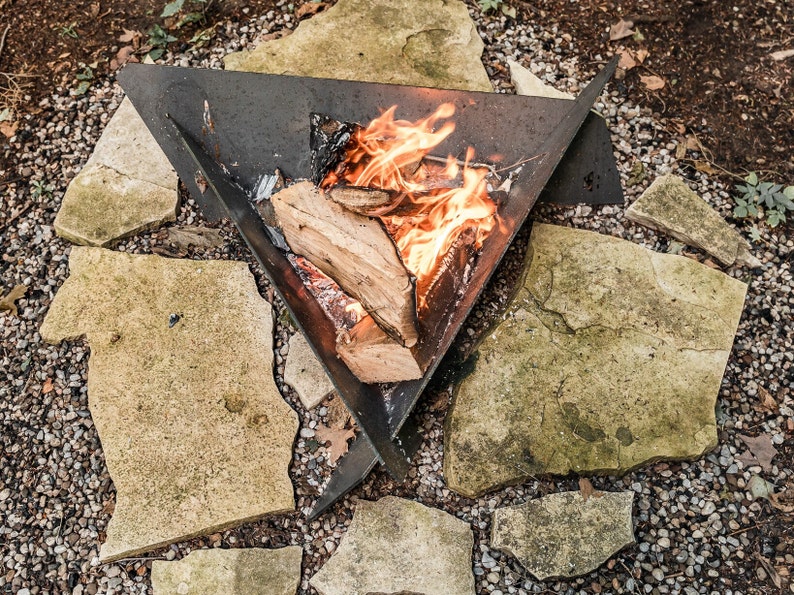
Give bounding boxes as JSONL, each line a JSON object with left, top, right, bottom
{"left": 1, "top": 2, "right": 792, "bottom": 594}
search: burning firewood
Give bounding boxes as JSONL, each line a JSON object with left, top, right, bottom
{"left": 272, "top": 181, "right": 419, "bottom": 348}
{"left": 336, "top": 316, "right": 423, "bottom": 384}
{"left": 328, "top": 186, "right": 394, "bottom": 216}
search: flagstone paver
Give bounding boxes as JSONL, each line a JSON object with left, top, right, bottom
{"left": 54, "top": 97, "right": 178, "bottom": 247}
{"left": 492, "top": 490, "right": 635, "bottom": 580}
{"left": 151, "top": 547, "right": 302, "bottom": 595}
{"left": 224, "top": 0, "right": 492, "bottom": 92}
{"left": 508, "top": 59, "right": 575, "bottom": 100}
{"left": 625, "top": 174, "right": 761, "bottom": 268}
{"left": 309, "top": 496, "right": 475, "bottom": 595}
{"left": 444, "top": 223, "right": 747, "bottom": 497}
{"left": 283, "top": 332, "right": 335, "bottom": 410}
{"left": 40, "top": 247, "right": 298, "bottom": 562}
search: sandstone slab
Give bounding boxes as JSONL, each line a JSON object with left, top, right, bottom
{"left": 225, "top": 0, "right": 492, "bottom": 92}
{"left": 492, "top": 490, "right": 635, "bottom": 580}
{"left": 54, "top": 97, "right": 178, "bottom": 247}
{"left": 310, "top": 496, "right": 475, "bottom": 595}
{"left": 625, "top": 174, "right": 761, "bottom": 267}
{"left": 283, "top": 332, "right": 335, "bottom": 410}
{"left": 445, "top": 223, "right": 747, "bottom": 497}
{"left": 151, "top": 547, "right": 301, "bottom": 595}
{"left": 40, "top": 247, "right": 297, "bottom": 561}
{"left": 508, "top": 59, "right": 574, "bottom": 100}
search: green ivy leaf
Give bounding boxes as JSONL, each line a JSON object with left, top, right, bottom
{"left": 776, "top": 194, "right": 794, "bottom": 211}
{"left": 749, "top": 225, "right": 761, "bottom": 243}
{"left": 733, "top": 205, "right": 748, "bottom": 218}
{"left": 147, "top": 48, "right": 165, "bottom": 60}
{"left": 746, "top": 172, "right": 758, "bottom": 186}
{"left": 161, "top": 0, "right": 186, "bottom": 17}
{"left": 784, "top": 186, "right": 794, "bottom": 200}
{"left": 747, "top": 203, "right": 758, "bottom": 217}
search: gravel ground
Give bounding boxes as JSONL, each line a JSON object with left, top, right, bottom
{"left": 1, "top": 3, "right": 792, "bottom": 594}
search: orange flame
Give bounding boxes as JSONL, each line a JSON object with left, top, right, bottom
{"left": 324, "top": 104, "right": 497, "bottom": 307}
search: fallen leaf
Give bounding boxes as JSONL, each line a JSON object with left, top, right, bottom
{"left": 755, "top": 554, "right": 784, "bottom": 588}
{"left": 757, "top": 386, "right": 777, "bottom": 413}
{"left": 609, "top": 18, "right": 635, "bottom": 41}
{"left": 42, "top": 378, "right": 53, "bottom": 394}
{"left": 316, "top": 423, "right": 356, "bottom": 463}
{"left": 110, "top": 46, "right": 139, "bottom": 71}
{"left": 694, "top": 160, "right": 718, "bottom": 175}
{"left": 295, "top": 1, "right": 327, "bottom": 19}
{"left": 635, "top": 48, "right": 649, "bottom": 63}
{"left": 770, "top": 48, "right": 794, "bottom": 61}
{"left": 738, "top": 434, "right": 778, "bottom": 472}
{"left": 640, "top": 74, "right": 665, "bottom": 90}
{"left": 119, "top": 29, "right": 143, "bottom": 47}
{"left": 579, "top": 477, "right": 602, "bottom": 502}
{"left": 324, "top": 394, "right": 351, "bottom": 429}
{"left": 675, "top": 142, "right": 687, "bottom": 160}
{"left": 0, "top": 119, "right": 18, "bottom": 138}
{"left": 0, "top": 284, "right": 27, "bottom": 316}
{"left": 617, "top": 48, "right": 637, "bottom": 70}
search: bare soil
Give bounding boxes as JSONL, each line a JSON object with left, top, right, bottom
{"left": 1, "top": 0, "right": 791, "bottom": 182}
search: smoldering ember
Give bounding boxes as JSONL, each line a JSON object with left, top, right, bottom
{"left": 1, "top": 1, "right": 792, "bottom": 595}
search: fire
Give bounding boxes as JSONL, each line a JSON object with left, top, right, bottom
{"left": 323, "top": 103, "right": 497, "bottom": 307}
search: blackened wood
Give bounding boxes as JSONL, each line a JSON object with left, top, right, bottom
{"left": 309, "top": 113, "right": 359, "bottom": 186}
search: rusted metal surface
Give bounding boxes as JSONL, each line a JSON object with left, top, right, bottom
{"left": 118, "top": 59, "right": 619, "bottom": 516}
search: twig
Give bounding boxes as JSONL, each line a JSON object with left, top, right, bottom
{"left": 0, "top": 24, "right": 10, "bottom": 62}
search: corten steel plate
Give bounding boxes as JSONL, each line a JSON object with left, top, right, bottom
{"left": 118, "top": 60, "right": 619, "bottom": 515}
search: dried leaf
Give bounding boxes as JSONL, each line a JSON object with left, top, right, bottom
{"left": 0, "top": 284, "right": 27, "bottom": 316}
{"left": 757, "top": 386, "right": 777, "bottom": 413}
{"left": 579, "top": 477, "right": 593, "bottom": 500}
{"left": 635, "top": 48, "right": 649, "bottom": 63}
{"left": 118, "top": 29, "right": 143, "bottom": 47}
{"left": 609, "top": 18, "right": 635, "bottom": 41}
{"left": 640, "top": 74, "right": 665, "bottom": 90}
{"left": 617, "top": 48, "right": 637, "bottom": 70}
{"left": 694, "top": 160, "right": 719, "bottom": 175}
{"left": 0, "top": 119, "right": 18, "bottom": 138}
{"left": 295, "top": 1, "right": 328, "bottom": 19}
{"left": 755, "top": 554, "right": 783, "bottom": 588}
{"left": 42, "top": 378, "right": 53, "bottom": 394}
{"left": 316, "top": 423, "right": 356, "bottom": 463}
{"left": 324, "top": 394, "right": 351, "bottom": 429}
{"left": 675, "top": 142, "right": 687, "bottom": 160}
{"left": 770, "top": 48, "right": 794, "bottom": 61}
{"left": 738, "top": 434, "right": 778, "bottom": 472}
{"left": 110, "top": 46, "right": 139, "bottom": 71}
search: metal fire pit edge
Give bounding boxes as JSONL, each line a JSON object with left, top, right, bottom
{"left": 116, "top": 59, "right": 619, "bottom": 517}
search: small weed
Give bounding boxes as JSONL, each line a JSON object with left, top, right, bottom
{"left": 59, "top": 22, "right": 79, "bottom": 39}
{"left": 733, "top": 172, "right": 794, "bottom": 228}
{"left": 146, "top": 24, "right": 177, "bottom": 60}
{"left": 31, "top": 180, "right": 54, "bottom": 199}
{"left": 478, "top": 0, "right": 516, "bottom": 17}
{"left": 73, "top": 64, "right": 94, "bottom": 96}
{"left": 161, "top": 0, "right": 210, "bottom": 28}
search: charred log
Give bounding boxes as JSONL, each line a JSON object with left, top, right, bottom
{"left": 309, "top": 113, "right": 359, "bottom": 186}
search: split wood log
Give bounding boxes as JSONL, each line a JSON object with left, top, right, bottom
{"left": 272, "top": 181, "right": 419, "bottom": 347}
{"left": 328, "top": 186, "right": 394, "bottom": 216}
{"left": 336, "top": 316, "right": 424, "bottom": 383}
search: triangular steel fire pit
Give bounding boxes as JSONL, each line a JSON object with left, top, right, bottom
{"left": 118, "top": 59, "right": 619, "bottom": 517}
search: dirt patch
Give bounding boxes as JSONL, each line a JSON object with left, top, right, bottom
{"left": 1, "top": 0, "right": 791, "bottom": 182}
